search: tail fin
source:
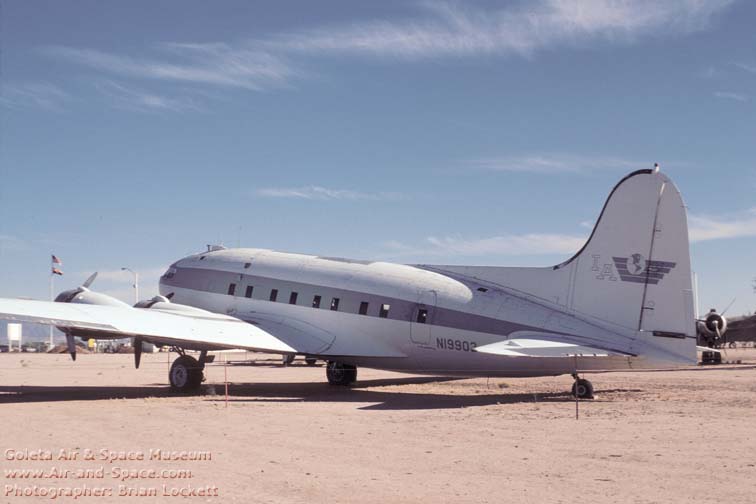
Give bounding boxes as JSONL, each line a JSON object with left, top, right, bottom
{"left": 423, "top": 168, "right": 696, "bottom": 338}
{"left": 555, "top": 168, "right": 695, "bottom": 336}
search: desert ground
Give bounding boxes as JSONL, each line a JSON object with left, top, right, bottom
{"left": 1, "top": 349, "right": 756, "bottom": 504}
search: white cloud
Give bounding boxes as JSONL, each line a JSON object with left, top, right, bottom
{"left": 46, "top": 44, "right": 295, "bottom": 91}
{"left": 44, "top": 0, "right": 734, "bottom": 95}
{"left": 689, "top": 209, "right": 756, "bottom": 242}
{"left": 467, "top": 153, "right": 652, "bottom": 174}
{"left": 733, "top": 61, "right": 756, "bottom": 74}
{"left": 94, "top": 80, "right": 202, "bottom": 113}
{"left": 713, "top": 91, "right": 748, "bottom": 102}
{"left": 0, "top": 82, "right": 70, "bottom": 111}
{"left": 0, "top": 234, "right": 28, "bottom": 251}
{"left": 384, "top": 233, "right": 586, "bottom": 258}
{"left": 90, "top": 266, "right": 168, "bottom": 283}
{"left": 382, "top": 206, "right": 756, "bottom": 261}
{"left": 256, "top": 186, "right": 404, "bottom": 201}
{"left": 274, "top": 0, "right": 734, "bottom": 59}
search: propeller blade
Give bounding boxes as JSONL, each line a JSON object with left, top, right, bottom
{"left": 82, "top": 272, "right": 98, "bottom": 289}
{"left": 65, "top": 334, "right": 77, "bottom": 361}
{"left": 721, "top": 297, "right": 736, "bottom": 316}
{"left": 134, "top": 337, "right": 142, "bottom": 369}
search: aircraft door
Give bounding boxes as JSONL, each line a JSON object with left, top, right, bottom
{"left": 410, "top": 290, "right": 437, "bottom": 345}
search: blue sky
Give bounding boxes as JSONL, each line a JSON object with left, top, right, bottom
{"left": 1, "top": 0, "right": 755, "bottom": 318}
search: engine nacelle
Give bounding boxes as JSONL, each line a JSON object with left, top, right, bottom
{"left": 55, "top": 287, "right": 131, "bottom": 308}
{"left": 698, "top": 309, "right": 727, "bottom": 337}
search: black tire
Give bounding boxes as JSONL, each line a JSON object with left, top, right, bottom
{"left": 326, "top": 361, "right": 357, "bottom": 386}
{"left": 571, "top": 378, "right": 594, "bottom": 399}
{"left": 305, "top": 357, "right": 317, "bottom": 366}
{"left": 282, "top": 354, "right": 295, "bottom": 366}
{"left": 169, "top": 355, "right": 204, "bottom": 392}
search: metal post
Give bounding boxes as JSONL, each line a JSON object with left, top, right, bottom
{"left": 49, "top": 273, "right": 54, "bottom": 349}
{"left": 574, "top": 355, "right": 579, "bottom": 420}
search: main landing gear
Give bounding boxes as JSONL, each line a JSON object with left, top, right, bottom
{"left": 571, "top": 373, "right": 594, "bottom": 399}
{"left": 326, "top": 361, "right": 357, "bottom": 386}
{"left": 169, "top": 349, "right": 207, "bottom": 393}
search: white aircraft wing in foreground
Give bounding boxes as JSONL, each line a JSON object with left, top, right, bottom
{"left": 0, "top": 298, "right": 295, "bottom": 356}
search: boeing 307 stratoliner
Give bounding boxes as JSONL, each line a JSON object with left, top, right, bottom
{"left": 0, "top": 167, "right": 716, "bottom": 398}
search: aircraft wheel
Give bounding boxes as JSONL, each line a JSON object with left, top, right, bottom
{"left": 282, "top": 354, "right": 295, "bottom": 366}
{"left": 169, "top": 355, "right": 204, "bottom": 392}
{"left": 326, "top": 361, "right": 357, "bottom": 386}
{"left": 571, "top": 378, "right": 594, "bottom": 399}
{"left": 305, "top": 357, "right": 317, "bottom": 366}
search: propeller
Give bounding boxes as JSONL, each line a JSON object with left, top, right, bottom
{"left": 54, "top": 271, "right": 98, "bottom": 303}
{"left": 134, "top": 337, "right": 143, "bottom": 369}
{"left": 66, "top": 334, "right": 77, "bottom": 361}
{"left": 697, "top": 307, "right": 729, "bottom": 348}
{"left": 53, "top": 272, "right": 98, "bottom": 360}
{"left": 82, "top": 272, "right": 98, "bottom": 289}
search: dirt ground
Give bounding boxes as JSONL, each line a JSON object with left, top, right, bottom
{"left": 1, "top": 349, "right": 756, "bottom": 503}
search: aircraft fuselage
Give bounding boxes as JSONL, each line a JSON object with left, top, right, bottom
{"left": 159, "top": 248, "right": 642, "bottom": 377}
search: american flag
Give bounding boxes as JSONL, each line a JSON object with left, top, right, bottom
{"left": 51, "top": 255, "right": 63, "bottom": 275}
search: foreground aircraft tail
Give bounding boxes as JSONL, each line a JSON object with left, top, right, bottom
{"left": 552, "top": 166, "right": 695, "bottom": 337}
{"left": 424, "top": 167, "right": 696, "bottom": 363}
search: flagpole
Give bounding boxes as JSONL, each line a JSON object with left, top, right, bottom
{"left": 49, "top": 266, "right": 54, "bottom": 349}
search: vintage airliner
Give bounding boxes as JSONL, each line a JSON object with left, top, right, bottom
{"left": 0, "top": 167, "right": 714, "bottom": 398}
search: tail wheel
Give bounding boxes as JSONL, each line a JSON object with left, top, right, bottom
{"left": 326, "top": 361, "right": 357, "bottom": 386}
{"left": 571, "top": 378, "right": 594, "bottom": 399}
{"left": 169, "top": 355, "right": 204, "bottom": 392}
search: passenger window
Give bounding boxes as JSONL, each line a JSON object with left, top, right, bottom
{"left": 270, "top": 289, "right": 278, "bottom": 302}
{"left": 245, "top": 285, "right": 254, "bottom": 298}
{"left": 289, "top": 292, "right": 298, "bottom": 305}
{"left": 379, "top": 304, "right": 390, "bottom": 318}
{"left": 312, "top": 295, "right": 321, "bottom": 308}
{"left": 359, "top": 301, "right": 369, "bottom": 315}
{"left": 330, "top": 298, "right": 340, "bottom": 311}
{"left": 416, "top": 309, "right": 428, "bottom": 324}
{"left": 227, "top": 283, "right": 236, "bottom": 296}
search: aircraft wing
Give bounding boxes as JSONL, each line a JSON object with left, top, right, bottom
{"left": 475, "top": 337, "right": 632, "bottom": 358}
{"left": 0, "top": 298, "right": 295, "bottom": 354}
{"left": 240, "top": 311, "right": 407, "bottom": 358}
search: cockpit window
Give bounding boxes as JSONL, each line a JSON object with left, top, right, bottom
{"left": 162, "top": 268, "right": 177, "bottom": 279}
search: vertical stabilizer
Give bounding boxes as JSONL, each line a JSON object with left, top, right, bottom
{"left": 556, "top": 168, "right": 694, "bottom": 338}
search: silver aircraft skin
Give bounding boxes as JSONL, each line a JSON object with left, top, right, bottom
{"left": 158, "top": 247, "right": 641, "bottom": 377}
{"left": 158, "top": 166, "right": 697, "bottom": 376}
{"left": 0, "top": 167, "right": 700, "bottom": 395}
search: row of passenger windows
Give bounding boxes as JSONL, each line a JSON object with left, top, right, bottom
{"left": 226, "top": 282, "right": 399, "bottom": 320}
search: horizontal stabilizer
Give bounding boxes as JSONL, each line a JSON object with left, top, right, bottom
{"left": 696, "top": 346, "right": 721, "bottom": 354}
{"left": 475, "top": 338, "right": 628, "bottom": 358}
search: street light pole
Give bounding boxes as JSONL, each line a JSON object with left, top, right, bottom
{"left": 121, "top": 267, "right": 139, "bottom": 304}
